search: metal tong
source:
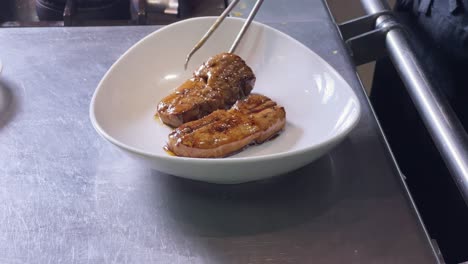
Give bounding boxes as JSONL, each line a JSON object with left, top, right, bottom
{"left": 184, "top": 0, "right": 265, "bottom": 70}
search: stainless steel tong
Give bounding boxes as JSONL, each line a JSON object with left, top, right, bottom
{"left": 184, "top": 0, "right": 264, "bottom": 69}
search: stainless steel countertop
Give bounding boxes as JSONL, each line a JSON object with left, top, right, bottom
{"left": 0, "top": 0, "right": 439, "bottom": 263}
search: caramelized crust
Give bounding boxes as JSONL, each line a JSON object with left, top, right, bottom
{"left": 157, "top": 53, "right": 256, "bottom": 127}
{"left": 167, "top": 94, "right": 286, "bottom": 158}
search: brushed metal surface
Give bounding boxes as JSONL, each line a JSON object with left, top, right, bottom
{"left": 0, "top": 0, "right": 438, "bottom": 262}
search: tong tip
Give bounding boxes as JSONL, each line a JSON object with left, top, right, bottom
{"left": 184, "top": 56, "right": 190, "bottom": 71}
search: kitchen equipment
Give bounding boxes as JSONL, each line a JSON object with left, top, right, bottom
{"left": 0, "top": 0, "right": 226, "bottom": 26}
{"left": 184, "top": 0, "right": 263, "bottom": 69}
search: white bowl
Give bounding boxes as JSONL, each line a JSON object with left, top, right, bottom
{"left": 90, "top": 17, "right": 361, "bottom": 184}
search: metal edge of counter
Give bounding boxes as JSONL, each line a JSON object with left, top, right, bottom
{"left": 321, "top": 0, "right": 441, "bottom": 262}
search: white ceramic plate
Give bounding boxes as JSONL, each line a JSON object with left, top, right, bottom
{"left": 90, "top": 17, "right": 361, "bottom": 184}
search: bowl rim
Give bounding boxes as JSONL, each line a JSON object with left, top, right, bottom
{"left": 89, "top": 16, "right": 362, "bottom": 164}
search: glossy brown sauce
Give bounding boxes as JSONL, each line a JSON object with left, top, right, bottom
{"left": 154, "top": 113, "right": 161, "bottom": 122}
{"left": 166, "top": 94, "right": 286, "bottom": 158}
{"left": 163, "top": 145, "right": 176, "bottom": 156}
{"left": 156, "top": 53, "right": 255, "bottom": 127}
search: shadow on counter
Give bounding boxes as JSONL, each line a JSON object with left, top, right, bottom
{"left": 0, "top": 78, "right": 19, "bottom": 131}
{"left": 155, "top": 154, "right": 340, "bottom": 237}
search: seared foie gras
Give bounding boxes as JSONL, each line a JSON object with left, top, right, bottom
{"left": 157, "top": 53, "right": 256, "bottom": 127}
{"left": 167, "top": 94, "right": 286, "bottom": 158}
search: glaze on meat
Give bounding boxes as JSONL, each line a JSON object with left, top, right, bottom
{"left": 157, "top": 53, "right": 256, "bottom": 127}
{"left": 166, "top": 94, "right": 286, "bottom": 158}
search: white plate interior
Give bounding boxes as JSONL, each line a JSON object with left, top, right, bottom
{"left": 91, "top": 17, "right": 360, "bottom": 161}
